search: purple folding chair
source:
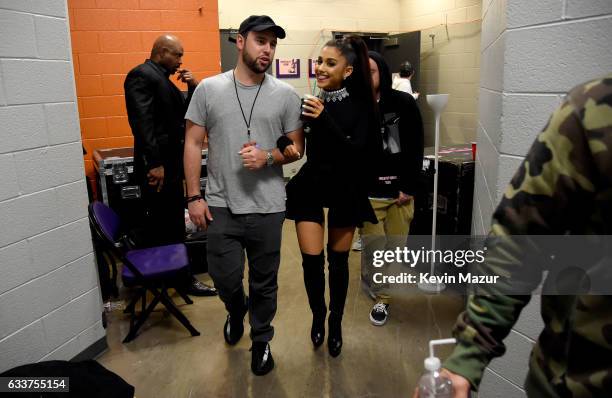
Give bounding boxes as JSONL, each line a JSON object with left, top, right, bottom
{"left": 88, "top": 201, "right": 200, "bottom": 343}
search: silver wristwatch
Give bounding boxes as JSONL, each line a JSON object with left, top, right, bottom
{"left": 266, "top": 151, "right": 274, "bottom": 167}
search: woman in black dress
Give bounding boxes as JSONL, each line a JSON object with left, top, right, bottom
{"left": 283, "top": 35, "right": 380, "bottom": 357}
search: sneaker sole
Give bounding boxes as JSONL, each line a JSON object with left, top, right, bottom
{"left": 369, "top": 312, "right": 388, "bottom": 326}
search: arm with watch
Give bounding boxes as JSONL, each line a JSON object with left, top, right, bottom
{"left": 238, "top": 128, "right": 304, "bottom": 170}
{"left": 185, "top": 120, "right": 304, "bottom": 228}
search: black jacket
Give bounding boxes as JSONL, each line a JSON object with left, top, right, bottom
{"left": 124, "top": 60, "right": 193, "bottom": 181}
{"left": 370, "top": 89, "right": 424, "bottom": 197}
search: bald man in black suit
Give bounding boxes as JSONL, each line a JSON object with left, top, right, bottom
{"left": 124, "top": 35, "right": 216, "bottom": 296}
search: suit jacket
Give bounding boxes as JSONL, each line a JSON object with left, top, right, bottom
{"left": 124, "top": 59, "right": 193, "bottom": 182}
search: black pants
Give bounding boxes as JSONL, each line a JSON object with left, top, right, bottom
{"left": 207, "top": 206, "right": 285, "bottom": 342}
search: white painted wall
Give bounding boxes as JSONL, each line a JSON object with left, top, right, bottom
{"left": 474, "top": 0, "right": 612, "bottom": 395}
{"left": 0, "top": 0, "right": 105, "bottom": 373}
{"left": 397, "top": 0, "right": 483, "bottom": 146}
{"left": 399, "top": 0, "right": 482, "bottom": 31}
{"left": 418, "top": 20, "right": 481, "bottom": 146}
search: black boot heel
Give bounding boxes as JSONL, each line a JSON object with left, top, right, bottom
{"left": 327, "top": 246, "right": 348, "bottom": 358}
{"left": 311, "top": 313, "right": 326, "bottom": 348}
{"left": 327, "top": 313, "right": 342, "bottom": 357}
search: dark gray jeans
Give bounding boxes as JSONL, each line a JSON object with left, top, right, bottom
{"left": 206, "top": 206, "right": 285, "bottom": 342}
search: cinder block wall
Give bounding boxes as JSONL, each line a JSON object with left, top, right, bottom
{"left": 474, "top": 0, "right": 612, "bottom": 395}
{"left": 399, "top": 0, "right": 482, "bottom": 146}
{"left": 0, "top": 0, "right": 105, "bottom": 372}
{"left": 67, "top": 0, "right": 221, "bottom": 187}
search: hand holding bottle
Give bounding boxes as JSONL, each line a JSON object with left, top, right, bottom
{"left": 411, "top": 368, "right": 471, "bottom": 398}
{"left": 412, "top": 338, "right": 471, "bottom": 398}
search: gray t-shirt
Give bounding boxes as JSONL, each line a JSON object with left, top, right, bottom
{"left": 185, "top": 70, "right": 302, "bottom": 214}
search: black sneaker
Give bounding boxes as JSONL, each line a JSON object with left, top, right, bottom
{"left": 223, "top": 297, "right": 248, "bottom": 345}
{"left": 251, "top": 342, "right": 274, "bottom": 376}
{"left": 369, "top": 302, "right": 389, "bottom": 326}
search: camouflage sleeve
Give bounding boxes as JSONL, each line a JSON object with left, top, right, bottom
{"left": 442, "top": 75, "right": 610, "bottom": 389}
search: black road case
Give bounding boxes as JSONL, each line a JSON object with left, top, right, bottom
{"left": 412, "top": 145, "right": 475, "bottom": 235}
{"left": 93, "top": 147, "right": 144, "bottom": 231}
{"left": 93, "top": 146, "right": 208, "bottom": 232}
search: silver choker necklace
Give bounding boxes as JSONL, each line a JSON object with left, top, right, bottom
{"left": 319, "top": 87, "right": 349, "bottom": 103}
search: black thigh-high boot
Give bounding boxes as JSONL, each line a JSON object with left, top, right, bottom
{"left": 301, "top": 251, "right": 327, "bottom": 348}
{"left": 327, "top": 246, "right": 349, "bottom": 357}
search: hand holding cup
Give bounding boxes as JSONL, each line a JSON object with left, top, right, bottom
{"left": 301, "top": 94, "right": 323, "bottom": 119}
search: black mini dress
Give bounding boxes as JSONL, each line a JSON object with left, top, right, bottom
{"left": 286, "top": 88, "right": 378, "bottom": 228}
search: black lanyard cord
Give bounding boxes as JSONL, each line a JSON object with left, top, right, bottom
{"left": 233, "top": 69, "right": 265, "bottom": 141}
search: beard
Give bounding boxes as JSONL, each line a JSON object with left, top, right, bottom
{"left": 242, "top": 50, "right": 270, "bottom": 74}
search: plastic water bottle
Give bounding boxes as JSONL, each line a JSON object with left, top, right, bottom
{"left": 417, "top": 338, "right": 456, "bottom": 398}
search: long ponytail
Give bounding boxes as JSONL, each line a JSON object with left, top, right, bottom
{"left": 323, "top": 35, "right": 382, "bottom": 169}
{"left": 323, "top": 35, "right": 377, "bottom": 117}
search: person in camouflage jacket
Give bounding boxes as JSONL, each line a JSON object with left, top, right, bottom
{"left": 440, "top": 74, "right": 612, "bottom": 397}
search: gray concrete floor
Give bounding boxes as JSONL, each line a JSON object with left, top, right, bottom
{"left": 98, "top": 220, "right": 464, "bottom": 398}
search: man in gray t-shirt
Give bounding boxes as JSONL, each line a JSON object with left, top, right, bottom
{"left": 183, "top": 15, "right": 302, "bottom": 376}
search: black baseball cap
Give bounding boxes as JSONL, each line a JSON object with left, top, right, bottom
{"left": 238, "top": 15, "right": 286, "bottom": 39}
